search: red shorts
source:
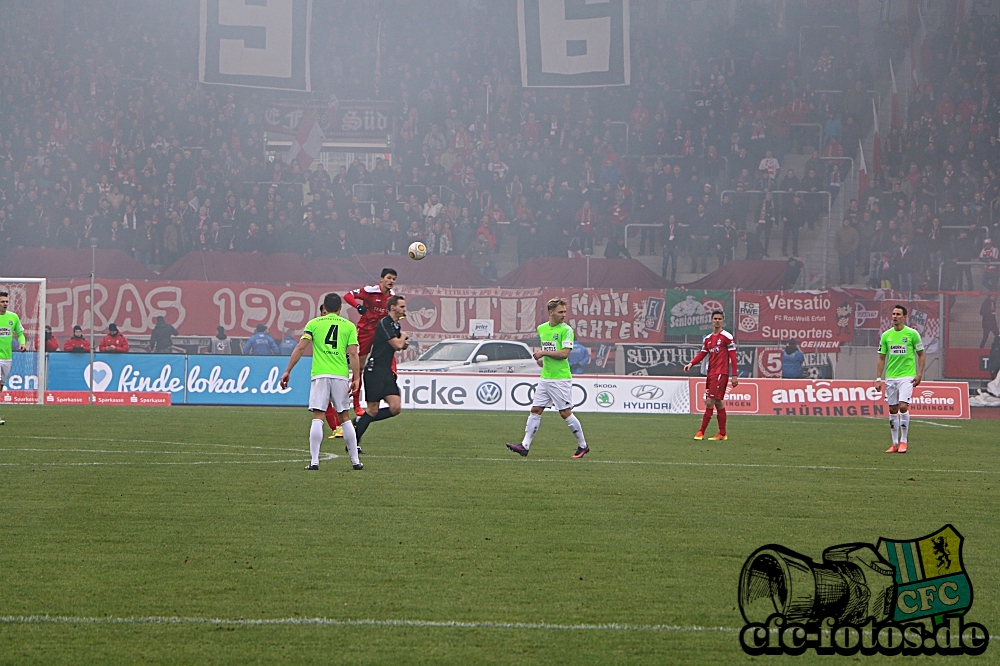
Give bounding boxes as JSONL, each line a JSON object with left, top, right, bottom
{"left": 704, "top": 374, "right": 729, "bottom": 401}
{"left": 358, "top": 329, "right": 375, "bottom": 356}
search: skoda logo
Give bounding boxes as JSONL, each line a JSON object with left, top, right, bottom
{"left": 596, "top": 391, "right": 614, "bottom": 408}
{"left": 631, "top": 385, "right": 663, "bottom": 400}
{"left": 476, "top": 381, "right": 503, "bottom": 405}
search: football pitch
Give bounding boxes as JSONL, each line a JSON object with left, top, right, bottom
{"left": 0, "top": 406, "right": 996, "bottom": 665}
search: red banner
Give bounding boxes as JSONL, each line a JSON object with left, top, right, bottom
{"left": 736, "top": 290, "right": 855, "bottom": 350}
{"left": 2, "top": 391, "right": 171, "bottom": 406}
{"left": 690, "top": 378, "right": 969, "bottom": 419}
{"left": 47, "top": 280, "right": 670, "bottom": 343}
{"left": 557, "top": 289, "right": 666, "bottom": 343}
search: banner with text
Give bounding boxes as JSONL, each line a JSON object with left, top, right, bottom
{"left": 619, "top": 343, "right": 755, "bottom": 377}
{"left": 665, "top": 290, "right": 732, "bottom": 337}
{"left": 396, "top": 372, "right": 689, "bottom": 414}
{"left": 555, "top": 289, "right": 665, "bottom": 343}
{"left": 736, "top": 290, "right": 855, "bottom": 350}
{"left": 689, "top": 378, "right": 969, "bottom": 418}
{"left": 755, "top": 347, "right": 836, "bottom": 379}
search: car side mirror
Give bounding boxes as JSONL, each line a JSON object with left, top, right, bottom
{"left": 474, "top": 354, "right": 488, "bottom": 363}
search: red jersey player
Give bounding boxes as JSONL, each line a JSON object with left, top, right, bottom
{"left": 343, "top": 268, "right": 397, "bottom": 415}
{"left": 683, "top": 310, "right": 738, "bottom": 441}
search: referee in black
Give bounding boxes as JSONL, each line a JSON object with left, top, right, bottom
{"left": 355, "top": 294, "right": 408, "bottom": 443}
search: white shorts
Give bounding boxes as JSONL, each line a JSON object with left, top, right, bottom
{"left": 532, "top": 379, "right": 573, "bottom": 411}
{"left": 884, "top": 377, "right": 914, "bottom": 406}
{"left": 308, "top": 376, "right": 351, "bottom": 413}
{"left": 0, "top": 359, "right": 10, "bottom": 387}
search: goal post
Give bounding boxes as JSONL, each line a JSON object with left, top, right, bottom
{"left": 0, "top": 278, "right": 46, "bottom": 405}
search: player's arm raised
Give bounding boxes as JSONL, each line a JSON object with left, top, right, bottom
{"left": 684, "top": 345, "right": 708, "bottom": 373}
{"left": 280, "top": 336, "right": 312, "bottom": 389}
{"left": 344, "top": 289, "right": 366, "bottom": 315}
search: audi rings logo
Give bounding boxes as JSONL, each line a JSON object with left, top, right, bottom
{"left": 630, "top": 385, "right": 664, "bottom": 400}
{"left": 476, "top": 381, "right": 503, "bottom": 405}
{"left": 511, "top": 382, "right": 587, "bottom": 408}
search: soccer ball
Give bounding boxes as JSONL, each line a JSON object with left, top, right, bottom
{"left": 408, "top": 241, "right": 427, "bottom": 260}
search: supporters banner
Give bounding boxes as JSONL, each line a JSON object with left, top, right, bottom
{"left": 619, "top": 343, "right": 754, "bottom": 377}
{"left": 199, "top": 0, "right": 312, "bottom": 91}
{"left": 396, "top": 372, "right": 690, "bottom": 414}
{"left": 755, "top": 347, "right": 836, "bottom": 379}
{"left": 665, "top": 290, "right": 731, "bottom": 336}
{"left": 736, "top": 290, "right": 855, "bottom": 350}
{"left": 518, "top": 0, "right": 631, "bottom": 87}
{"left": 689, "top": 379, "right": 970, "bottom": 419}
{"left": 556, "top": 289, "right": 665, "bottom": 343}
{"left": 261, "top": 100, "right": 395, "bottom": 143}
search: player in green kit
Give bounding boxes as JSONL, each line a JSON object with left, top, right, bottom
{"left": 0, "top": 291, "right": 27, "bottom": 425}
{"left": 507, "top": 297, "right": 590, "bottom": 458}
{"left": 280, "top": 293, "right": 363, "bottom": 470}
{"left": 875, "top": 305, "right": 925, "bottom": 454}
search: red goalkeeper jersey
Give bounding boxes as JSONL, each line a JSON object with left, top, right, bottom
{"left": 344, "top": 285, "right": 396, "bottom": 336}
{"left": 691, "top": 329, "right": 738, "bottom": 376}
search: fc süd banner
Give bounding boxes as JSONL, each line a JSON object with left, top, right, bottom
{"left": 200, "top": 0, "right": 312, "bottom": 91}
{"left": 518, "top": 0, "right": 630, "bottom": 87}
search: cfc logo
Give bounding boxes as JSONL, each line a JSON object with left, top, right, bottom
{"left": 476, "top": 381, "right": 503, "bottom": 405}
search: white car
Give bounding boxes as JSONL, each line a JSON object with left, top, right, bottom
{"left": 398, "top": 339, "right": 540, "bottom": 374}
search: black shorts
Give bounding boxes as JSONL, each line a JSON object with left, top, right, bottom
{"left": 363, "top": 370, "right": 400, "bottom": 403}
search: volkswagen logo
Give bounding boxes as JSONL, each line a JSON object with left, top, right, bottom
{"left": 476, "top": 381, "right": 503, "bottom": 405}
{"left": 631, "top": 385, "right": 663, "bottom": 400}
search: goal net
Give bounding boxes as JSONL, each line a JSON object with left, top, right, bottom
{"left": 0, "top": 279, "right": 46, "bottom": 405}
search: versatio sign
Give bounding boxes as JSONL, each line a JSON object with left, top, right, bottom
{"left": 737, "top": 290, "right": 855, "bottom": 350}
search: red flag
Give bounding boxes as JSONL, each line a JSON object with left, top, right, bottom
{"left": 889, "top": 59, "right": 903, "bottom": 130}
{"left": 872, "top": 99, "right": 882, "bottom": 176}
{"left": 284, "top": 108, "right": 325, "bottom": 170}
{"left": 858, "top": 140, "right": 869, "bottom": 201}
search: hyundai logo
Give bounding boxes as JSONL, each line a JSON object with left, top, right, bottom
{"left": 476, "top": 381, "right": 503, "bottom": 405}
{"left": 631, "top": 385, "right": 663, "bottom": 400}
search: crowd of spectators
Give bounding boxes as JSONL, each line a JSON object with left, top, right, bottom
{"left": 9, "top": 0, "right": 992, "bottom": 290}
{"left": 850, "top": 11, "right": 1000, "bottom": 291}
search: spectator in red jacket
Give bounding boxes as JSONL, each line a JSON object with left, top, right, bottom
{"left": 99, "top": 323, "right": 130, "bottom": 353}
{"left": 44, "top": 325, "right": 59, "bottom": 352}
{"left": 64, "top": 326, "right": 90, "bottom": 353}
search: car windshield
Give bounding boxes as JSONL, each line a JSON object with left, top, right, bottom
{"left": 418, "top": 342, "right": 478, "bottom": 362}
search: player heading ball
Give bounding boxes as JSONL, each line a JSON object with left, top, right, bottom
{"left": 506, "top": 298, "right": 590, "bottom": 459}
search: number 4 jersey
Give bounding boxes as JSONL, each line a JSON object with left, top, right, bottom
{"left": 302, "top": 313, "right": 359, "bottom": 378}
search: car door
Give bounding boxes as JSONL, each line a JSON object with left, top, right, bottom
{"left": 497, "top": 342, "right": 537, "bottom": 373}
{"left": 472, "top": 342, "right": 507, "bottom": 373}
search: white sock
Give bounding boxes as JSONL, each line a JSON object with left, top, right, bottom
{"left": 899, "top": 412, "right": 909, "bottom": 443}
{"left": 342, "top": 419, "right": 359, "bottom": 465}
{"left": 522, "top": 413, "right": 542, "bottom": 448}
{"left": 565, "top": 414, "right": 587, "bottom": 448}
{"left": 890, "top": 413, "right": 899, "bottom": 445}
{"left": 310, "top": 419, "right": 324, "bottom": 465}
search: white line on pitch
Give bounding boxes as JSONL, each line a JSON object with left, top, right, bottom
{"left": 0, "top": 615, "right": 738, "bottom": 633}
{"left": 0, "top": 453, "right": 338, "bottom": 467}
{"left": 368, "top": 454, "right": 1000, "bottom": 476}
{"left": 911, "top": 420, "right": 962, "bottom": 428}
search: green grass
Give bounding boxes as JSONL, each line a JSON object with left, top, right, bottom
{"left": 0, "top": 407, "right": 997, "bottom": 665}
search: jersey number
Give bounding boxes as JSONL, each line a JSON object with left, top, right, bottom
{"left": 324, "top": 325, "right": 339, "bottom": 348}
